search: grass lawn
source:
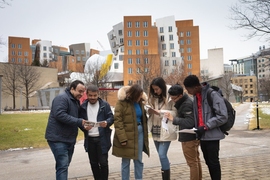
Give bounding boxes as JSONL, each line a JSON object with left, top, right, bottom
{"left": 0, "top": 112, "right": 84, "bottom": 150}
{"left": 249, "top": 103, "right": 270, "bottom": 130}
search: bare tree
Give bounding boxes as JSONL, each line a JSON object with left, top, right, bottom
{"left": 259, "top": 78, "right": 270, "bottom": 101}
{"left": 0, "top": 0, "right": 11, "bottom": 8}
{"left": 0, "top": 63, "right": 19, "bottom": 109}
{"left": 230, "top": 0, "right": 270, "bottom": 41}
{"left": 163, "top": 63, "right": 187, "bottom": 86}
{"left": 219, "top": 72, "right": 234, "bottom": 100}
{"left": 17, "top": 64, "right": 41, "bottom": 109}
{"left": 134, "top": 53, "right": 161, "bottom": 94}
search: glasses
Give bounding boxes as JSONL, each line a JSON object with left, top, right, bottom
{"left": 170, "top": 95, "right": 180, "bottom": 101}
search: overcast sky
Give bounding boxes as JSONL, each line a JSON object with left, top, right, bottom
{"left": 0, "top": 0, "right": 268, "bottom": 63}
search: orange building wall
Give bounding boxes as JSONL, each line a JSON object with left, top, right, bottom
{"left": 176, "top": 20, "right": 200, "bottom": 76}
{"left": 123, "top": 16, "right": 160, "bottom": 86}
{"left": 90, "top": 49, "right": 100, "bottom": 56}
{"left": 31, "top": 39, "right": 41, "bottom": 45}
{"left": 8, "top": 36, "right": 32, "bottom": 66}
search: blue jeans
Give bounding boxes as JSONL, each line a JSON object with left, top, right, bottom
{"left": 48, "top": 141, "right": 75, "bottom": 180}
{"left": 121, "top": 124, "right": 144, "bottom": 180}
{"left": 154, "top": 141, "right": 171, "bottom": 170}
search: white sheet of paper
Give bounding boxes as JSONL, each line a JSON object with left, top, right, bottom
{"left": 177, "top": 128, "right": 197, "bottom": 134}
{"left": 161, "top": 117, "right": 168, "bottom": 131}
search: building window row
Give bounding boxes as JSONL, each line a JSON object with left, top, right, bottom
{"left": 179, "top": 31, "right": 191, "bottom": 37}
{"left": 160, "top": 26, "right": 173, "bottom": 33}
{"left": 127, "top": 21, "right": 149, "bottom": 28}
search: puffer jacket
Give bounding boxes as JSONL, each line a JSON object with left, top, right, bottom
{"left": 79, "top": 98, "right": 114, "bottom": 154}
{"left": 148, "top": 85, "right": 177, "bottom": 141}
{"left": 45, "top": 88, "right": 83, "bottom": 144}
{"left": 173, "top": 93, "right": 196, "bottom": 142}
{"left": 112, "top": 86, "right": 150, "bottom": 159}
{"left": 193, "top": 83, "right": 228, "bottom": 140}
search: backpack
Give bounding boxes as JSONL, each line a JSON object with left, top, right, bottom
{"left": 207, "top": 87, "right": 236, "bottom": 135}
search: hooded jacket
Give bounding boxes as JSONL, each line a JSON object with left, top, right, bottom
{"left": 193, "top": 83, "right": 228, "bottom": 140}
{"left": 79, "top": 98, "right": 114, "bottom": 154}
{"left": 112, "top": 86, "right": 150, "bottom": 159}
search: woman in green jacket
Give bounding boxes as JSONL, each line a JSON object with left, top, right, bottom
{"left": 112, "top": 84, "right": 149, "bottom": 180}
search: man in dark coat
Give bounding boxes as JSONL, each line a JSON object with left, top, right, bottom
{"left": 166, "top": 84, "right": 202, "bottom": 180}
{"left": 45, "top": 80, "right": 87, "bottom": 180}
{"left": 79, "top": 85, "right": 114, "bottom": 180}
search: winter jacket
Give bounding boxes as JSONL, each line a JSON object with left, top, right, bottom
{"left": 173, "top": 93, "right": 196, "bottom": 142}
{"left": 112, "top": 86, "right": 150, "bottom": 159}
{"left": 193, "top": 83, "right": 228, "bottom": 141}
{"left": 148, "top": 85, "right": 177, "bottom": 141}
{"left": 79, "top": 98, "right": 114, "bottom": 154}
{"left": 45, "top": 88, "right": 83, "bottom": 144}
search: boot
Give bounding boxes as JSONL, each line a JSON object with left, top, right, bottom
{"left": 161, "top": 169, "right": 170, "bottom": 180}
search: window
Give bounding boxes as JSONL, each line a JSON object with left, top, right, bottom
{"left": 181, "top": 56, "right": 184, "bottom": 60}
{"left": 172, "top": 60, "right": 176, "bottom": 66}
{"left": 250, "top": 79, "right": 253, "bottom": 82}
{"left": 144, "top": 58, "right": 148, "bottom": 64}
{"left": 128, "top": 40, "right": 132, "bottom": 46}
{"left": 11, "top": 58, "right": 15, "bottom": 62}
{"left": 12, "top": 51, "right": 16, "bottom": 55}
{"left": 128, "top": 58, "right": 132, "bottom": 64}
{"left": 170, "top": 43, "right": 174, "bottom": 49}
{"left": 75, "top": 50, "right": 79, "bottom": 55}
{"left": 118, "top": 30, "right": 123, "bottom": 35}
{"left": 127, "top": 31, "right": 132, "bottom": 37}
{"left": 187, "top": 39, "right": 191, "bottom": 44}
{"left": 163, "top": 52, "right": 167, "bottom": 57}
{"left": 180, "top": 48, "right": 184, "bottom": 53}
{"left": 18, "top": 51, "right": 22, "bottom": 56}
{"left": 143, "top": 21, "right": 148, "bottom": 27}
{"left": 128, "top": 68, "right": 133, "bottom": 74}
{"left": 120, "top": 38, "right": 124, "bottom": 44}
{"left": 188, "top": 64, "right": 192, "bottom": 69}
{"left": 135, "top": 21, "right": 140, "bottom": 27}
{"left": 169, "top": 34, "right": 173, "bottom": 40}
{"left": 165, "top": 60, "right": 169, "bottom": 66}
{"left": 119, "top": 55, "right": 123, "bottom": 60}
{"left": 161, "top": 35, "right": 164, "bottom": 41}
{"left": 162, "top": 44, "right": 166, "bottom": 50}
{"left": 24, "top": 51, "right": 28, "bottom": 56}
{"left": 180, "top": 32, "right": 184, "bottom": 37}
{"left": 160, "top": 27, "right": 164, "bottom": 33}
{"left": 180, "top": 40, "right": 184, "bottom": 45}
{"left": 145, "top": 68, "right": 149, "bottom": 73}
{"left": 120, "top": 46, "right": 124, "bottom": 52}
{"left": 82, "top": 57, "right": 86, "bottom": 61}
{"left": 128, "top": 80, "right": 133, "bottom": 85}
{"left": 77, "top": 56, "right": 81, "bottom": 61}
{"left": 137, "top": 68, "right": 140, "bottom": 73}
{"left": 187, "top": 55, "right": 192, "bottom": 61}
{"left": 127, "top": 21, "right": 132, "bottom": 28}
{"left": 18, "top": 58, "right": 22, "bottom": 63}
{"left": 43, "top": 53, "right": 47, "bottom": 58}
{"left": 172, "top": 52, "right": 176, "bottom": 57}
{"left": 135, "top": 40, "right": 140, "bottom": 46}
{"left": 11, "top": 44, "right": 15, "bottom": 48}
{"left": 186, "top": 31, "right": 191, "bottom": 36}
{"left": 136, "top": 58, "right": 140, "bottom": 64}
{"left": 143, "top": 40, "right": 148, "bottom": 46}
{"left": 43, "top": 46, "right": 47, "bottom": 51}
{"left": 128, "top": 50, "right": 132, "bottom": 55}
{"left": 136, "top": 49, "right": 140, "bottom": 55}
{"left": 250, "top": 90, "right": 253, "bottom": 93}
{"left": 114, "top": 63, "right": 119, "bottom": 69}
{"left": 187, "top": 48, "right": 192, "bottom": 53}
{"left": 135, "top": 31, "right": 140, "bottom": 37}
{"left": 18, "top": 44, "right": 22, "bottom": 49}
{"left": 81, "top": 50, "right": 85, "bottom": 55}
{"left": 143, "top": 30, "right": 148, "bottom": 37}
{"left": 49, "top": 47, "right": 52, "bottom": 52}
{"left": 168, "top": 26, "right": 172, "bottom": 32}
{"left": 24, "top": 58, "right": 28, "bottom": 63}
{"left": 144, "top": 49, "right": 148, "bottom": 54}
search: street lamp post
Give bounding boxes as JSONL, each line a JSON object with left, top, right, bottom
{"left": 0, "top": 75, "right": 3, "bottom": 115}
{"left": 253, "top": 55, "right": 261, "bottom": 130}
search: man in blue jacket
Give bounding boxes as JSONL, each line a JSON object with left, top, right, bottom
{"left": 45, "top": 80, "right": 87, "bottom": 180}
{"left": 183, "top": 75, "right": 228, "bottom": 180}
{"left": 80, "top": 84, "right": 114, "bottom": 180}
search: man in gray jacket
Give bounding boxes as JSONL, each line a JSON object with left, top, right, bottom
{"left": 183, "top": 75, "right": 228, "bottom": 180}
{"left": 166, "top": 84, "right": 202, "bottom": 180}
{"left": 45, "top": 80, "right": 87, "bottom": 180}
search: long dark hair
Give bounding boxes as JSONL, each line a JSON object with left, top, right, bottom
{"left": 126, "top": 84, "right": 143, "bottom": 103}
{"left": 149, "top": 77, "right": 167, "bottom": 99}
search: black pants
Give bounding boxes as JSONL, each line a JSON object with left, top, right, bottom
{"left": 88, "top": 136, "right": 109, "bottom": 180}
{"left": 200, "top": 140, "right": 221, "bottom": 180}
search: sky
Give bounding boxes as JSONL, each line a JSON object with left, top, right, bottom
{"left": 0, "top": 0, "right": 268, "bottom": 64}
